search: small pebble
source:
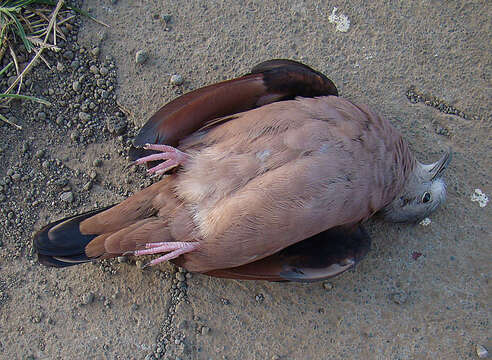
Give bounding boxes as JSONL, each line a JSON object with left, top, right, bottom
{"left": 55, "top": 178, "right": 69, "bottom": 187}
{"left": 70, "top": 131, "right": 79, "bottom": 141}
{"left": 63, "top": 50, "right": 74, "bottom": 60}
{"left": 78, "top": 112, "right": 91, "bottom": 122}
{"left": 99, "top": 67, "right": 109, "bottom": 76}
{"left": 176, "top": 272, "right": 185, "bottom": 282}
{"left": 390, "top": 291, "right": 408, "bottom": 305}
{"left": 436, "top": 127, "right": 450, "bottom": 136}
{"left": 37, "top": 112, "right": 46, "bottom": 121}
{"left": 323, "top": 282, "right": 333, "bottom": 290}
{"left": 92, "top": 159, "right": 103, "bottom": 167}
{"left": 220, "top": 298, "right": 230, "bottom": 305}
{"left": 89, "top": 65, "right": 99, "bottom": 75}
{"left": 81, "top": 292, "right": 95, "bottom": 305}
{"left": 162, "top": 13, "right": 172, "bottom": 22}
{"left": 35, "top": 149, "right": 45, "bottom": 159}
{"left": 91, "top": 47, "right": 100, "bottom": 57}
{"left": 201, "top": 326, "right": 210, "bottom": 335}
{"left": 72, "top": 81, "right": 81, "bottom": 92}
{"left": 255, "top": 293, "right": 264, "bottom": 303}
{"left": 135, "top": 50, "right": 148, "bottom": 64}
{"left": 419, "top": 217, "right": 431, "bottom": 226}
{"left": 106, "top": 117, "right": 127, "bottom": 135}
{"left": 328, "top": 7, "right": 350, "bottom": 32}
{"left": 60, "top": 191, "right": 74, "bottom": 203}
{"left": 88, "top": 169, "right": 97, "bottom": 180}
{"left": 471, "top": 188, "right": 489, "bottom": 208}
{"left": 170, "top": 74, "right": 183, "bottom": 86}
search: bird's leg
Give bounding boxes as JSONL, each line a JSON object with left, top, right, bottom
{"left": 133, "top": 144, "right": 190, "bottom": 175}
{"left": 132, "top": 241, "right": 200, "bottom": 267}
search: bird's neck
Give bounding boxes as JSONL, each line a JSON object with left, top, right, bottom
{"left": 396, "top": 136, "right": 417, "bottom": 187}
{"left": 385, "top": 135, "right": 417, "bottom": 205}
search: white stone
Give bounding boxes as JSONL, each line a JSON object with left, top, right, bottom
{"left": 328, "top": 7, "right": 350, "bottom": 33}
{"left": 471, "top": 188, "right": 488, "bottom": 208}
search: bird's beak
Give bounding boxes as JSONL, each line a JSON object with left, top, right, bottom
{"left": 427, "top": 150, "right": 452, "bottom": 180}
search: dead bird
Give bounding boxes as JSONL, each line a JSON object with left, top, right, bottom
{"left": 33, "top": 59, "right": 450, "bottom": 282}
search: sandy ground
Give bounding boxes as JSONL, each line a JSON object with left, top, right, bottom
{"left": 0, "top": 1, "right": 490, "bottom": 359}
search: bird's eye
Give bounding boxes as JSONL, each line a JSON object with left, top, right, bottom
{"left": 422, "top": 192, "right": 431, "bottom": 203}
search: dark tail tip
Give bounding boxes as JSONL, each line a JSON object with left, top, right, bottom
{"left": 33, "top": 206, "right": 113, "bottom": 267}
{"left": 250, "top": 59, "right": 339, "bottom": 97}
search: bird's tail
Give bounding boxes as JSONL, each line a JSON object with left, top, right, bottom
{"left": 33, "top": 206, "right": 114, "bottom": 267}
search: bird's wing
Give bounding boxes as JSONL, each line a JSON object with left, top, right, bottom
{"left": 203, "top": 225, "right": 371, "bottom": 281}
{"left": 129, "top": 59, "right": 337, "bottom": 161}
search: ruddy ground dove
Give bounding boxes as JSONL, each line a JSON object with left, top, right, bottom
{"left": 34, "top": 60, "right": 450, "bottom": 282}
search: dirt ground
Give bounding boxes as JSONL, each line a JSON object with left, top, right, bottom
{"left": 0, "top": 1, "right": 490, "bottom": 359}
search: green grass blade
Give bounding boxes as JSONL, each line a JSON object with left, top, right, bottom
{"left": 0, "top": 92, "right": 51, "bottom": 105}
{"left": 0, "top": 61, "right": 13, "bottom": 76}
{"left": 6, "top": 10, "right": 32, "bottom": 51}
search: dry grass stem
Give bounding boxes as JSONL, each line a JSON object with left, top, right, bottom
{"left": 0, "top": 0, "right": 107, "bottom": 129}
{"left": 1, "top": 0, "right": 64, "bottom": 111}
{"left": 0, "top": 113, "right": 22, "bottom": 129}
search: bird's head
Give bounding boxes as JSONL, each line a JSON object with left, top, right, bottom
{"left": 381, "top": 150, "right": 451, "bottom": 223}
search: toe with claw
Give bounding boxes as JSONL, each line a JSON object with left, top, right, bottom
{"left": 132, "top": 144, "right": 190, "bottom": 175}
{"left": 132, "top": 241, "right": 199, "bottom": 267}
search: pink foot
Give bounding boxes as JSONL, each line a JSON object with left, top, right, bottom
{"left": 133, "top": 144, "right": 190, "bottom": 175}
{"left": 132, "top": 241, "right": 199, "bottom": 266}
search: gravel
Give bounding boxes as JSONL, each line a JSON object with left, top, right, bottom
{"left": 60, "top": 191, "right": 74, "bottom": 203}
{"left": 170, "top": 74, "right": 183, "bottom": 86}
{"left": 390, "top": 291, "right": 408, "bottom": 305}
{"left": 135, "top": 50, "right": 148, "bottom": 64}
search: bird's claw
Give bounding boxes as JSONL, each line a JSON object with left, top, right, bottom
{"left": 128, "top": 241, "right": 199, "bottom": 266}
{"left": 131, "top": 143, "right": 190, "bottom": 175}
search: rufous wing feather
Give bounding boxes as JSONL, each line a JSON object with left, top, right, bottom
{"left": 129, "top": 59, "right": 338, "bottom": 162}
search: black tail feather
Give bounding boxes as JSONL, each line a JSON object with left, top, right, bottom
{"left": 33, "top": 206, "right": 114, "bottom": 267}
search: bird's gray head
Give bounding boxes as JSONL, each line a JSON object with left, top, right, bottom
{"left": 381, "top": 151, "right": 451, "bottom": 223}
